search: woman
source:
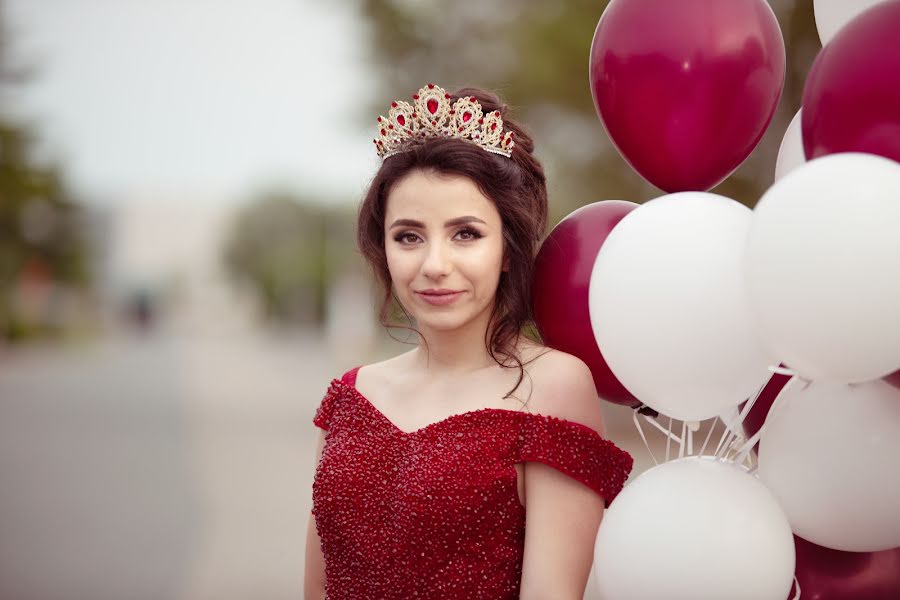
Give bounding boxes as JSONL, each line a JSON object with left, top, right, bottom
{"left": 304, "top": 83, "right": 633, "bottom": 600}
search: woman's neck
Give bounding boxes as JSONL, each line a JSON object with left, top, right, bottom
{"left": 410, "top": 344, "right": 498, "bottom": 377}
{"left": 411, "top": 314, "right": 501, "bottom": 376}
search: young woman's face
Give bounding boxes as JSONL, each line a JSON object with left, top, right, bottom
{"left": 384, "top": 169, "right": 506, "bottom": 333}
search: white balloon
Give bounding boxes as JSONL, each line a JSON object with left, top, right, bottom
{"left": 774, "top": 109, "right": 804, "bottom": 182}
{"left": 758, "top": 377, "right": 900, "bottom": 552}
{"left": 593, "top": 457, "right": 795, "bottom": 600}
{"left": 814, "top": 0, "right": 889, "bottom": 46}
{"left": 589, "top": 192, "right": 774, "bottom": 421}
{"left": 744, "top": 153, "right": 900, "bottom": 383}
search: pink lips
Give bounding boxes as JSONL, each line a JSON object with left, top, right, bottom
{"left": 416, "top": 291, "right": 464, "bottom": 306}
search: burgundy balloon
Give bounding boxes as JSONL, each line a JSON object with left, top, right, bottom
{"left": 788, "top": 535, "right": 900, "bottom": 600}
{"left": 532, "top": 201, "right": 639, "bottom": 406}
{"left": 589, "top": 0, "right": 785, "bottom": 192}
{"left": 802, "top": 1, "right": 900, "bottom": 163}
{"left": 885, "top": 369, "right": 900, "bottom": 391}
{"left": 741, "top": 367, "right": 791, "bottom": 453}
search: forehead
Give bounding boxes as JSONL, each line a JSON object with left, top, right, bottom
{"left": 385, "top": 170, "right": 500, "bottom": 226}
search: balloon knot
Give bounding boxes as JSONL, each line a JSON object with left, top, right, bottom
{"left": 637, "top": 405, "right": 659, "bottom": 418}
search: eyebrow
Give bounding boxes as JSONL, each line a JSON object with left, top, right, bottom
{"left": 388, "top": 216, "right": 487, "bottom": 229}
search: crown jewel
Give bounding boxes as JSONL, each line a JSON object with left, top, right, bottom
{"left": 374, "top": 83, "right": 515, "bottom": 159}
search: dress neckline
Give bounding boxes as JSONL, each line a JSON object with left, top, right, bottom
{"left": 333, "top": 378, "right": 527, "bottom": 436}
{"left": 332, "top": 377, "right": 605, "bottom": 441}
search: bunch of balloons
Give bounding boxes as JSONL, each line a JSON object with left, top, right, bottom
{"left": 531, "top": 1, "right": 900, "bottom": 598}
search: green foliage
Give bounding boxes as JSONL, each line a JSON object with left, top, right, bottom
{"left": 223, "top": 193, "right": 324, "bottom": 322}
{"left": 222, "top": 192, "right": 360, "bottom": 325}
{"left": 0, "top": 2, "right": 91, "bottom": 341}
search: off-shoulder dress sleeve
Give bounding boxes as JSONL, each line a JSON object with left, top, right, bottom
{"left": 513, "top": 413, "right": 633, "bottom": 506}
{"left": 312, "top": 366, "right": 361, "bottom": 431}
{"left": 312, "top": 381, "right": 339, "bottom": 431}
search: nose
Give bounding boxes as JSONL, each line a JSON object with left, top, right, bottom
{"left": 421, "top": 239, "right": 452, "bottom": 279}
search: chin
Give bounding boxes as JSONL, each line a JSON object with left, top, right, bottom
{"left": 414, "top": 312, "right": 471, "bottom": 332}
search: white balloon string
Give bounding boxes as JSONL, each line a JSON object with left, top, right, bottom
{"left": 631, "top": 408, "right": 695, "bottom": 465}
{"left": 631, "top": 408, "right": 659, "bottom": 466}
{"left": 733, "top": 427, "right": 764, "bottom": 466}
{"left": 665, "top": 417, "right": 673, "bottom": 463}
{"left": 639, "top": 414, "right": 683, "bottom": 443}
{"left": 715, "top": 414, "right": 743, "bottom": 459}
{"left": 713, "top": 419, "right": 733, "bottom": 458}
{"left": 698, "top": 415, "right": 718, "bottom": 457}
{"left": 738, "top": 374, "right": 798, "bottom": 470}
{"left": 715, "top": 379, "right": 767, "bottom": 459}
{"left": 743, "top": 446, "right": 755, "bottom": 470}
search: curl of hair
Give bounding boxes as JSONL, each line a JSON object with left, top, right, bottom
{"left": 356, "top": 87, "right": 549, "bottom": 401}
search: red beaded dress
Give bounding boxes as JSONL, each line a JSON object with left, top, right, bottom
{"left": 311, "top": 366, "right": 633, "bottom": 599}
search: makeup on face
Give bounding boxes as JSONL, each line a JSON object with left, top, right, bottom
{"left": 384, "top": 171, "right": 505, "bottom": 321}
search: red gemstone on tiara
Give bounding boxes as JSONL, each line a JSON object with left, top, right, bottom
{"left": 413, "top": 94, "right": 419, "bottom": 100}
{"left": 427, "top": 99, "right": 439, "bottom": 114}
{"left": 491, "top": 123, "right": 497, "bottom": 130}
{"left": 391, "top": 102, "right": 397, "bottom": 108}
{"left": 397, "top": 115, "right": 406, "bottom": 126}
{"left": 428, "top": 83, "right": 435, "bottom": 89}
{"left": 470, "top": 97, "right": 476, "bottom": 102}
{"left": 463, "top": 112, "right": 472, "bottom": 123}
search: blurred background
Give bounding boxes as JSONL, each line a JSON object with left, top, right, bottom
{"left": 0, "top": 0, "right": 818, "bottom": 598}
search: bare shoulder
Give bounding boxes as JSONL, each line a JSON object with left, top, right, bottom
{"left": 523, "top": 345, "right": 606, "bottom": 436}
{"left": 354, "top": 349, "right": 416, "bottom": 389}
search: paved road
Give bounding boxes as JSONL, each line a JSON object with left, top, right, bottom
{"left": 0, "top": 330, "right": 342, "bottom": 600}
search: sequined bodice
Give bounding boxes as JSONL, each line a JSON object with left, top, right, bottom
{"left": 311, "top": 366, "right": 633, "bottom": 600}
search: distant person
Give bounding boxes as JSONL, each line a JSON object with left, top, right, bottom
{"left": 130, "top": 290, "right": 155, "bottom": 332}
{"left": 304, "top": 84, "right": 633, "bottom": 599}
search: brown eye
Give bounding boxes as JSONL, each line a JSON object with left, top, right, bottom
{"left": 455, "top": 227, "right": 483, "bottom": 241}
{"left": 393, "top": 232, "right": 421, "bottom": 244}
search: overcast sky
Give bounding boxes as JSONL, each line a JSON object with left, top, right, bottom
{"left": 6, "top": 0, "right": 378, "bottom": 205}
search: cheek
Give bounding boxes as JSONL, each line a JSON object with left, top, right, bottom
{"left": 386, "top": 248, "right": 415, "bottom": 282}
{"left": 465, "top": 243, "right": 505, "bottom": 283}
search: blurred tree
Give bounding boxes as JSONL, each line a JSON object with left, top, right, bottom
{"left": 0, "top": 0, "right": 90, "bottom": 342}
{"left": 222, "top": 192, "right": 359, "bottom": 327}
{"left": 357, "top": 0, "right": 819, "bottom": 220}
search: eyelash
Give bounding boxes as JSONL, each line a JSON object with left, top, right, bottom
{"left": 393, "top": 227, "right": 483, "bottom": 245}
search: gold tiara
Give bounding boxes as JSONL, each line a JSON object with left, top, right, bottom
{"left": 373, "top": 83, "right": 515, "bottom": 159}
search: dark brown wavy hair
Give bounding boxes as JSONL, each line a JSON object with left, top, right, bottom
{"left": 356, "top": 86, "right": 550, "bottom": 401}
